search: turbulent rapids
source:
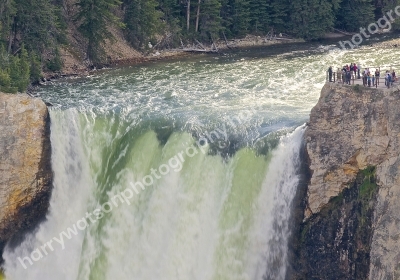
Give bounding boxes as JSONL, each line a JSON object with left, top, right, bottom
{"left": 3, "top": 39, "right": 400, "bottom": 280}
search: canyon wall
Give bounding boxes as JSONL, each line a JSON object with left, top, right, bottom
{"left": 290, "top": 83, "right": 400, "bottom": 279}
{"left": 0, "top": 93, "right": 52, "bottom": 262}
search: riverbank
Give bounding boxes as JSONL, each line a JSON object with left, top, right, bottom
{"left": 372, "top": 36, "right": 400, "bottom": 48}
{"left": 53, "top": 34, "right": 304, "bottom": 79}
{"left": 50, "top": 31, "right": 400, "bottom": 81}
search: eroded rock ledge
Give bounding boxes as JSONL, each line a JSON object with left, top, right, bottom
{"left": 0, "top": 93, "right": 52, "bottom": 262}
{"left": 295, "top": 83, "right": 400, "bottom": 279}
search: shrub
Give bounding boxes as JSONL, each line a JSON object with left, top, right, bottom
{"left": 46, "top": 48, "right": 63, "bottom": 72}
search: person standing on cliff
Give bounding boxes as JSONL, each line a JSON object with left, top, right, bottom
{"left": 363, "top": 70, "right": 367, "bottom": 86}
{"left": 346, "top": 70, "right": 351, "bottom": 85}
{"left": 375, "top": 68, "right": 380, "bottom": 85}
{"left": 385, "top": 71, "right": 388, "bottom": 87}
{"left": 353, "top": 63, "right": 357, "bottom": 80}
{"left": 328, "top": 66, "right": 333, "bottom": 82}
{"left": 386, "top": 71, "right": 391, "bottom": 88}
{"left": 342, "top": 68, "right": 346, "bottom": 84}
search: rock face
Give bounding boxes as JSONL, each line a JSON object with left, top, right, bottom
{"left": 304, "top": 83, "right": 390, "bottom": 218}
{"left": 292, "top": 83, "right": 400, "bottom": 279}
{"left": 289, "top": 167, "right": 378, "bottom": 279}
{"left": 0, "top": 92, "right": 52, "bottom": 262}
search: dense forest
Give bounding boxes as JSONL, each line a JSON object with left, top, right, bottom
{"left": 0, "top": 0, "right": 400, "bottom": 92}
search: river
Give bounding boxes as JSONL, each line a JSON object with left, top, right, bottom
{"left": 2, "top": 36, "right": 400, "bottom": 280}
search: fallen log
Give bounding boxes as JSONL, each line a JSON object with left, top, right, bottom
{"left": 223, "top": 32, "right": 233, "bottom": 49}
{"left": 181, "top": 48, "right": 218, "bottom": 53}
{"left": 333, "top": 28, "right": 355, "bottom": 36}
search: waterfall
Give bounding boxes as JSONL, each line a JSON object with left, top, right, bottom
{"left": 3, "top": 110, "right": 305, "bottom": 280}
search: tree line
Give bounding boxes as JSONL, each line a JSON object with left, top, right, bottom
{"left": 0, "top": 0, "right": 399, "bottom": 93}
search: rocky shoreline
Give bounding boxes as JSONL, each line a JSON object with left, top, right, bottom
{"left": 51, "top": 35, "right": 305, "bottom": 79}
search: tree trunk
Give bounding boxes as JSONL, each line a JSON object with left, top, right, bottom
{"left": 186, "top": 0, "right": 191, "bottom": 31}
{"left": 195, "top": 0, "right": 201, "bottom": 32}
{"left": 8, "top": 17, "right": 14, "bottom": 54}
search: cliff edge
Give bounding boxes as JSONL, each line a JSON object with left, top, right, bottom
{"left": 290, "top": 83, "right": 400, "bottom": 279}
{"left": 0, "top": 93, "right": 52, "bottom": 262}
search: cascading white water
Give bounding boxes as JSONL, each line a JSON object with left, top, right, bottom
{"left": 3, "top": 108, "right": 305, "bottom": 280}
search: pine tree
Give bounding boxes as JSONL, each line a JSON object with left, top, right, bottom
{"left": 0, "top": 45, "right": 11, "bottom": 92}
{"left": 220, "top": 0, "right": 234, "bottom": 37}
{"left": 158, "top": 0, "right": 182, "bottom": 31}
{"left": 9, "top": 45, "right": 30, "bottom": 92}
{"left": 290, "top": 0, "right": 340, "bottom": 39}
{"left": 230, "top": 0, "right": 250, "bottom": 36}
{"left": 249, "top": 0, "right": 270, "bottom": 33}
{"left": 0, "top": 69, "right": 11, "bottom": 91}
{"left": 75, "top": 0, "right": 123, "bottom": 64}
{"left": 199, "top": 0, "right": 223, "bottom": 40}
{"left": 335, "top": 0, "right": 375, "bottom": 32}
{"left": 0, "top": 0, "right": 16, "bottom": 52}
{"left": 378, "top": 0, "right": 400, "bottom": 30}
{"left": 269, "top": 0, "right": 289, "bottom": 33}
{"left": 13, "top": 0, "right": 57, "bottom": 53}
{"left": 30, "top": 53, "right": 42, "bottom": 83}
{"left": 52, "top": 0, "right": 69, "bottom": 44}
{"left": 156, "top": 0, "right": 182, "bottom": 46}
{"left": 124, "top": 0, "right": 163, "bottom": 48}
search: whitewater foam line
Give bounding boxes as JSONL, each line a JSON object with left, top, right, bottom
{"left": 17, "top": 137, "right": 210, "bottom": 269}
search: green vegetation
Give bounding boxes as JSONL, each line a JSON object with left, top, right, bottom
{"left": 75, "top": 0, "right": 124, "bottom": 64}
{"left": 353, "top": 84, "right": 361, "bottom": 92}
{"left": 1, "top": 0, "right": 400, "bottom": 92}
{"left": 359, "top": 166, "right": 377, "bottom": 198}
{"left": 0, "top": 45, "right": 30, "bottom": 93}
{"left": 0, "top": 0, "right": 60, "bottom": 93}
{"left": 358, "top": 166, "right": 378, "bottom": 226}
{"left": 123, "top": 0, "right": 163, "bottom": 49}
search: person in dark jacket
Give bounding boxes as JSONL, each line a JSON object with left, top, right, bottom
{"left": 328, "top": 66, "right": 333, "bottom": 82}
{"left": 346, "top": 70, "right": 351, "bottom": 85}
{"left": 375, "top": 69, "right": 380, "bottom": 85}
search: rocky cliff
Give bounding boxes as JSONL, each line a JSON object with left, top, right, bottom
{"left": 290, "top": 83, "right": 400, "bottom": 279}
{"left": 0, "top": 93, "right": 52, "bottom": 263}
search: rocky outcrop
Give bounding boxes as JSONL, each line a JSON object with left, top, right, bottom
{"left": 293, "top": 83, "right": 400, "bottom": 279}
{"left": 0, "top": 92, "right": 52, "bottom": 262}
{"left": 304, "top": 83, "right": 391, "bottom": 218}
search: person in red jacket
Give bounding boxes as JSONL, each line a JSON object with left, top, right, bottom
{"left": 353, "top": 63, "right": 357, "bottom": 80}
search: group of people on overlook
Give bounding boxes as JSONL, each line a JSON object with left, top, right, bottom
{"left": 328, "top": 64, "right": 397, "bottom": 88}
